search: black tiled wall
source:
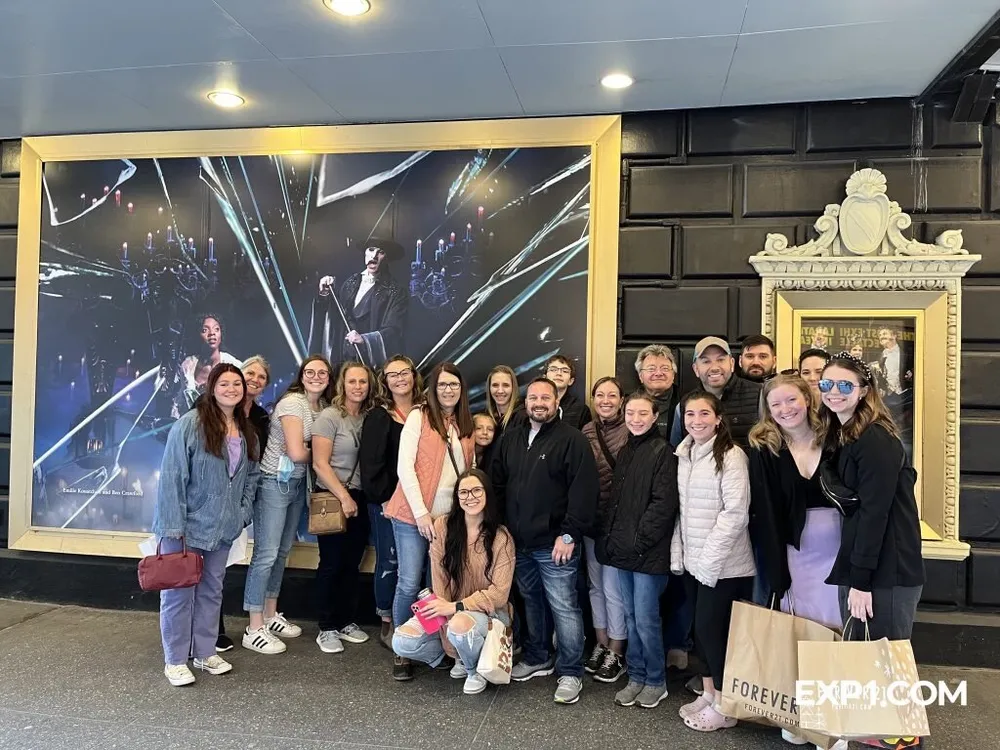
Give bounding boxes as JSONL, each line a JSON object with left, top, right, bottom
{"left": 615, "top": 99, "right": 1000, "bottom": 609}
{"left": 0, "top": 138, "right": 17, "bottom": 546}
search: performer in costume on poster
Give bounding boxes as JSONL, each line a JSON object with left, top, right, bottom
{"left": 174, "top": 313, "right": 242, "bottom": 417}
{"left": 314, "top": 238, "right": 408, "bottom": 368}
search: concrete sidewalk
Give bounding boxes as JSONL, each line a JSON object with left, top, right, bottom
{"left": 0, "top": 599, "right": 991, "bottom": 749}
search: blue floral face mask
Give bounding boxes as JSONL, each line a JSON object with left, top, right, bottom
{"left": 277, "top": 454, "right": 294, "bottom": 493}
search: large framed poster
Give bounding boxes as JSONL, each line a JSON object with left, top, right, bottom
{"left": 9, "top": 117, "right": 622, "bottom": 562}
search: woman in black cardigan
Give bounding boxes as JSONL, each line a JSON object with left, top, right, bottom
{"left": 598, "top": 392, "right": 679, "bottom": 710}
{"left": 818, "top": 353, "right": 924, "bottom": 640}
{"left": 359, "top": 355, "right": 423, "bottom": 653}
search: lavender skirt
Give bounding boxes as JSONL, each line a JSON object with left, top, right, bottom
{"left": 781, "top": 507, "right": 842, "bottom": 630}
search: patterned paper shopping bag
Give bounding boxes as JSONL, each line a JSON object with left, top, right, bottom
{"left": 797, "top": 637, "right": 930, "bottom": 741}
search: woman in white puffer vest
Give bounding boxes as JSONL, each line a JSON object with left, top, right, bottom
{"left": 671, "top": 390, "right": 755, "bottom": 733}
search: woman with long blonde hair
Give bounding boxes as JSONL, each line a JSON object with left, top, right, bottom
{"left": 312, "top": 361, "right": 379, "bottom": 654}
{"left": 748, "top": 374, "right": 847, "bottom": 748}
{"left": 485, "top": 365, "right": 525, "bottom": 438}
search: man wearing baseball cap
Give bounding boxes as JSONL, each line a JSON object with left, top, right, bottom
{"left": 668, "top": 336, "right": 762, "bottom": 450}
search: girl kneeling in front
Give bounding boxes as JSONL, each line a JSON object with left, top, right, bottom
{"left": 391, "top": 468, "right": 515, "bottom": 694}
{"left": 672, "top": 391, "right": 755, "bottom": 732}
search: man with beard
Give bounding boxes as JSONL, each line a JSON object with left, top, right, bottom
{"left": 492, "top": 378, "right": 598, "bottom": 706}
{"left": 634, "top": 344, "right": 678, "bottom": 439}
{"left": 314, "top": 238, "right": 408, "bottom": 368}
{"left": 669, "top": 337, "right": 762, "bottom": 450}
{"left": 738, "top": 334, "right": 776, "bottom": 383}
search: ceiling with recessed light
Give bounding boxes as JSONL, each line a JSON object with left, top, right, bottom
{"left": 0, "top": 0, "right": 996, "bottom": 138}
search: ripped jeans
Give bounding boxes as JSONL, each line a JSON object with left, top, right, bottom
{"left": 391, "top": 610, "right": 511, "bottom": 670}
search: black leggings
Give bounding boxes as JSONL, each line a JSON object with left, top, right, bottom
{"left": 688, "top": 574, "right": 754, "bottom": 691}
{"left": 315, "top": 489, "right": 371, "bottom": 632}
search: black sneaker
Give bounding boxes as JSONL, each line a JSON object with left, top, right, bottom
{"left": 392, "top": 656, "right": 413, "bottom": 681}
{"left": 433, "top": 656, "right": 456, "bottom": 671}
{"left": 215, "top": 633, "right": 234, "bottom": 653}
{"left": 584, "top": 643, "right": 608, "bottom": 674}
{"left": 685, "top": 675, "right": 704, "bottom": 695}
{"left": 593, "top": 650, "right": 626, "bottom": 683}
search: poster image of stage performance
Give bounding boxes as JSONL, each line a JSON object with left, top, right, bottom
{"left": 800, "top": 316, "right": 916, "bottom": 460}
{"left": 31, "top": 146, "right": 592, "bottom": 534}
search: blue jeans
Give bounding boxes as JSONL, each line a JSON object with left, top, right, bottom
{"left": 391, "top": 518, "right": 430, "bottom": 629}
{"left": 243, "top": 475, "right": 305, "bottom": 613}
{"left": 392, "top": 610, "right": 511, "bottom": 670}
{"left": 368, "top": 503, "right": 398, "bottom": 619}
{"left": 515, "top": 547, "right": 585, "bottom": 678}
{"left": 619, "top": 570, "right": 668, "bottom": 687}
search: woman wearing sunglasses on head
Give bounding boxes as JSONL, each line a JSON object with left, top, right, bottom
{"left": 817, "top": 353, "right": 924, "bottom": 641}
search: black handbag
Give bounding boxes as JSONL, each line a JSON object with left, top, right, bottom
{"left": 818, "top": 455, "right": 860, "bottom": 518}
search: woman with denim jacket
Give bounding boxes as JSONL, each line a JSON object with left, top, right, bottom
{"left": 153, "top": 363, "right": 260, "bottom": 687}
{"left": 242, "top": 354, "right": 334, "bottom": 654}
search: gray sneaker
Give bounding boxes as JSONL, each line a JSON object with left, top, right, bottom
{"left": 553, "top": 676, "right": 583, "bottom": 704}
{"left": 511, "top": 658, "right": 555, "bottom": 682}
{"left": 316, "top": 630, "right": 344, "bottom": 654}
{"left": 614, "top": 680, "right": 644, "bottom": 707}
{"left": 636, "top": 684, "right": 669, "bottom": 709}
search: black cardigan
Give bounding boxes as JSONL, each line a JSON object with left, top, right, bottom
{"left": 359, "top": 406, "right": 404, "bottom": 506}
{"left": 825, "top": 423, "right": 925, "bottom": 591}
{"left": 596, "top": 428, "right": 679, "bottom": 575}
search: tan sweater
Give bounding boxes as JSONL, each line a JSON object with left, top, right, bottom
{"left": 429, "top": 516, "right": 514, "bottom": 615}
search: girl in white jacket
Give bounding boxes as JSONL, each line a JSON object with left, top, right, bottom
{"left": 671, "top": 391, "right": 755, "bottom": 733}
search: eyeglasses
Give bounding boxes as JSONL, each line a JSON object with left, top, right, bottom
{"left": 437, "top": 382, "right": 461, "bottom": 392}
{"left": 641, "top": 366, "right": 672, "bottom": 375}
{"left": 546, "top": 366, "right": 571, "bottom": 375}
{"left": 458, "top": 487, "right": 485, "bottom": 500}
{"left": 818, "top": 379, "right": 858, "bottom": 395}
{"left": 385, "top": 369, "right": 413, "bottom": 380}
{"left": 303, "top": 369, "right": 329, "bottom": 379}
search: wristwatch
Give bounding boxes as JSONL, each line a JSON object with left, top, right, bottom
{"left": 561, "top": 533, "right": 574, "bottom": 545}
{"left": 455, "top": 601, "right": 465, "bottom": 612}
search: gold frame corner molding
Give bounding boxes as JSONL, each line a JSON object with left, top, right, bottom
{"left": 748, "top": 165, "right": 981, "bottom": 560}
{"left": 10, "top": 116, "right": 622, "bottom": 564}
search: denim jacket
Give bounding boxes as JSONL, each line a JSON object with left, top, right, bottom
{"left": 153, "top": 411, "right": 260, "bottom": 551}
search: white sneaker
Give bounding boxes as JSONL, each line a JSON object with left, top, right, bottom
{"left": 463, "top": 673, "right": 487, "bottom": 695}
{"left": 193, "top": 654, "right": 233, "bottom": 675}
{"left": 164, "top": 663, "right": 195, "bottom": 686}
{"left": 243, "top": 626, "right": 287, "bottom": 654}
{"left": 333, "top": 623, "right": 369, "bottom": 644}
{"left": 316, "top": 630, "right": 345, "bottom": 654}
{"left": 781, "top": 729, "right": 809, "bottom": 745}
{"left": 265, "top": 613, "right": 302, "bottom": 638}
{"left": 826, "top": 742, "right": 849, "bottom": 750}
{"left": 450, "top": 661, "right": 468, "bottom": 679}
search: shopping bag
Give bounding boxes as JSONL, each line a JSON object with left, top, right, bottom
{"left": 476, "top": 617, "right": 513, "bottom": 685}
{"left": 719, "top": 600, "right": 841, "bottom": 749}
{"left": 797, "top": 624, "right": 930, "bottom": 741}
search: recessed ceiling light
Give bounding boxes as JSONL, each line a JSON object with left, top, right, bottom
{"left": 325, "top": 0, "right": 371, "bottom": 16}
{"left": 601, "top": 73, "right": 633, "bottom": 90}
{"left": 207, "top": 91, "right": 245, "bottom": 108}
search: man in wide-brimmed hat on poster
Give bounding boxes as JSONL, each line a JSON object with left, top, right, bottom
{"left": 314, "top": 238, "right": 408, "bottom": 367}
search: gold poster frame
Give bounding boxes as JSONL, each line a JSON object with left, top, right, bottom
{"left": 9, "top": 116, "right": 623, "bottom": 567}
{"left": 774, "top": 289, "right": 956, "bottom": 558}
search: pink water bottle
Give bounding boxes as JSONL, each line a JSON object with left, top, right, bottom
{"left": 411, "top": 587, "right": 448, "bottom": 634}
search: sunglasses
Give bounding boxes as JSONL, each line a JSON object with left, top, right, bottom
{"left": 818, "top": 379, "right": 858, "bottom": 395}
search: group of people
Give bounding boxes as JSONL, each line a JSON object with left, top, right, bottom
{"left": 151, "top": 331, "right": 924, "bottom": 746}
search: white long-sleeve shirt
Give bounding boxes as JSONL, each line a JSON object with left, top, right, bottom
{"left": 397, "top": 409, "right": 467, "bottom": 519}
